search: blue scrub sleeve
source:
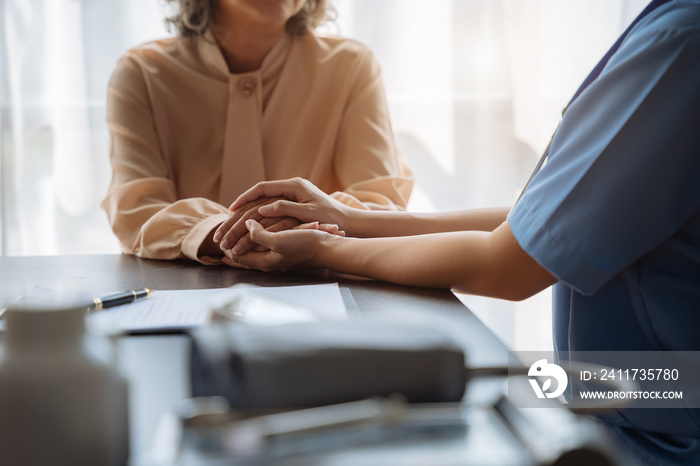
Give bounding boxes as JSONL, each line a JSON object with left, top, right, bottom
{"left": 509, "top": 13, "right": 700, "bottom": 295}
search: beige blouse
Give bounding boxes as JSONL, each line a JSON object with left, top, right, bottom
{"left": 102, "top": 31, "right": 413, "bottom": 264}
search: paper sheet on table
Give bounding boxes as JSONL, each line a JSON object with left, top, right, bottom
{"left": 88, "top": 283, "right": 348, "bottom": 333}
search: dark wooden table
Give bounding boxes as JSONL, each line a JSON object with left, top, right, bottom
{"left": 0, "top": 254, "right": 509, "bottom": 366}
{"left": 0, "top": 254, "right": 523, "bottom": 465}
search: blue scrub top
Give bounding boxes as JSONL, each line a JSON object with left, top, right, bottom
{"left": 508, "top": 2, "right": 700, "bottom": 464}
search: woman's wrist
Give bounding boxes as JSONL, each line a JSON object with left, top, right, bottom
{"left": 198, "top": 226, "right": 225, "bottom": 259}
{"left": 313, "top": 233, "right": 349, "bottom": 270}
{"left": 340, "top": 207, "right": 378, "bottom": 238}
{"left": 335, "top": 204, "right": 354, "bottom": 235}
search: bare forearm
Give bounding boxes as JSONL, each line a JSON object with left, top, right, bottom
{"left": 225, "top": 179, "right": 509, "bottom": 241}
{"left": 346, "top": 206, "right": 511, "bottom": 238}
{"left": 317, "top": 233, "right": 490, "bottom": 291}
{"left": 314, "top": 221, "right": 553, "bottom": 300}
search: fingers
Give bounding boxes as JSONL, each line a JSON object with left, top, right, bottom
{"left": 321, "top": 224, "right": 346, "bottom": 237}
{"left": 227, "top": 250, "right": 281, "bottom": 272}
{"left": 263, "top": 217, "right": 302, "bottom": 233}
{"left": 213, "top": 213, "right": 236, "bottom": 244}
{"left": 226, "top": 222, "right": 290, "bottom": 273}
{"left": 245, "top": 219, "right": 277, "bottom": 251}
{"left": 215, "top": 197, "right": 304, "bottom": 247}
{"left": 229, "top": 219, "right": 327, "bottom": 272}
{"left": 294, "top": 222, "right": 321, "bottom": 231}
{"left": 318, "top": 223, "right": 339, "bottom": 234}
{"left": 215, "top": 197, "right": 283, "bottom": 249}
{"left": 257, "top": 199, "right": 318, "bottom": 223}
{"left": 232, "top": 217, "right": 301, "bottom": 255}
{"left": 312, "top": 223, "right": 345, "bottom": 237}
{"left": 244, "top": 218, "right": 282, "bottom": 252}
{"left": 288, "top": 222, "right": 342, "bottom": 235}
{"left": 221, "top": 255, "right": 252, "bottom": 269}
{"left": 229, "top": 178, "right": 312, "bottom": 213}
{"left": 213, "top": 197, "right": 268, "bottom": 244}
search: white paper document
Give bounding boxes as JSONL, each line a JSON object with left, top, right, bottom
{"left": 88, "top": 284, "right": 348, "bottom": 333}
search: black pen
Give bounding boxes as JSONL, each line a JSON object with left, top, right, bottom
{"left": 88, "top": 288, "right": 153, "bottom": 312}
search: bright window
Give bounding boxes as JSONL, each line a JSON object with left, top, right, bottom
{"left": 0, "top": 0, "right": 647, "bottom": 349}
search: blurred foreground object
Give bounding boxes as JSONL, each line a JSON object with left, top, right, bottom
{"left": 185, "top": 319, "right": 635, "bottom": 465}
{"left": 166, "top": 394, "right": 633, "bottom": 465}
{"left": 190, "top": 320, "right": 467, "bottom": 410}
{"left": 0, "top": 299, "right": 129, "bottom": 466}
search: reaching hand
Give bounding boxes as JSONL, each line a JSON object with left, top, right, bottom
{"left": 222, "top": 219, "right": 341, "bottom": 272}
{"left": 214, "top": 178, "right": 353, "bottom": 253}
{"left": 212, "top": 196, "right": 287, "bottom": 250}
{"left": 211, "top": 195, "right": 330, "bottom": 255}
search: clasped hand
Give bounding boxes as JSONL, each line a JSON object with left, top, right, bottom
{"left": 213, "top": 178, "right": 351, "bottom": 270}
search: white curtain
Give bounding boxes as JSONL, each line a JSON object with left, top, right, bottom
{"left": 1, "top": 0, "right": 648, "bottom": 349}
{"left": 334, "top": 0, "right": 647, "bottom": 351}
{"left": 1, "top": 0, "right": 166, "bottom": 256}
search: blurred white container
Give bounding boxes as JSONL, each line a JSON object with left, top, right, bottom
{"left": 0, "top": 301, "right": 129, "bottom": 465}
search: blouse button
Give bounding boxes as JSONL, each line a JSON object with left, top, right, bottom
{"left": 238, "top": 77, "right": 257, "bottom": 96}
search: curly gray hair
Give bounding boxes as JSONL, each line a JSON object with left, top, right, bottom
{"left": 164, "top": 0, "right": 331, "bottom": 37}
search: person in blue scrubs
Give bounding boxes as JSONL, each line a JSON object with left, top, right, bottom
{"left": 213, "top": 1, "right": 700, "bottom": 464}
{"left": 508, "top": 2, "right": 700, "bottom": 463}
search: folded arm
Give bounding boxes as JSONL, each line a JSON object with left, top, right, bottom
{"left": 103, "top": 55, "right": 236, "bottom": 263}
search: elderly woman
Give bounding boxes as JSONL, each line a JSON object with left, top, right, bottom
{"left": 101, "top": 0, "right": 413, "bottom": 264}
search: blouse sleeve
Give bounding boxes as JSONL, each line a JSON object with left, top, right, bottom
{"left": 329, "top": 47, "right": 414, "bottom": 211}
{"left": 101, "top": 55, "right": 228, "bottom": 264}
